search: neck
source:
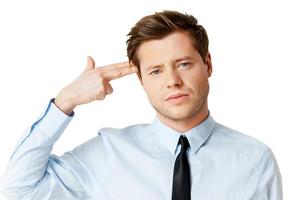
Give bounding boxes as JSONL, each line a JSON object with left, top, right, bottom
{"left": 156, "top": 106, "right": 209, "bottom": 133}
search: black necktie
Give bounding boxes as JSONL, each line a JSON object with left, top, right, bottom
{"left": 172, "top": 135, "right": 191, "bottom": 200}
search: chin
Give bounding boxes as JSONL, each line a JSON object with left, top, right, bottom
{"left": 159, "top": 107, "right": 197, "bottom": 121}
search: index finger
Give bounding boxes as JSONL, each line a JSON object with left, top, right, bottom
{"left": 96, "top": 61, "right": 133, "bottom": 71}
{"left": 97, "top": 61, "right": 138, "bottom": 81}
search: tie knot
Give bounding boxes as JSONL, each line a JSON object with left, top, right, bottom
{"left": 178, "top": 135, "right": 190, "bottom": 151}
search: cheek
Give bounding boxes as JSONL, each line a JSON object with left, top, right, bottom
{"left": 143, "top": 80, "right": 161, "bottom": 97}
{"left": 182, "top": 71, "right": 208, "bottom": 90}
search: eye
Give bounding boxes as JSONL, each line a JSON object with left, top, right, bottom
{"left": 150, "top": 69, "right": 161, "bottom": 75}
{"left": 179, "top": 62, "right": 190, "bottom": 68}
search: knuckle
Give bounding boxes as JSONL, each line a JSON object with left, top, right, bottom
{"left": 97, "top": 69, "right": 104, "bottom": 76}
{"left": 100, "top": 94, "right": 105, "bottom": 100}
{"left": 95, "top": 93, "right": 105, "bottom": 101}
{"left": 116, "top": 68, "right": 122, "bottom": 76}
{"left": 98, "top": 84, "right": 105, "bottom": 93}
{"left": 107, "top": 88, "right": 113, "bottom": 95}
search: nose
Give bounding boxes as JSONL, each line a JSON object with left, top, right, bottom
{"left": 165, "top": 68, "right": 183, "bottom": 88}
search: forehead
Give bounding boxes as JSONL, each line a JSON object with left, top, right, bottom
{"left": 136, "top": 31, "right": 200, "bottom": 68}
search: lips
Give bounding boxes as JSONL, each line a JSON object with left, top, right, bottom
{"left": 165, "top": 93, "right": 189, "bottom": 101}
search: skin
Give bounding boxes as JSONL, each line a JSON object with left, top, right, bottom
{"left": 54, "top": 57, "right": 138, "bottom": 115}
{"left": 136, "top": 31, "right": 212, "bottom": 132}
{"left": 55, "top": 30, "right": 212, "bottom": 133}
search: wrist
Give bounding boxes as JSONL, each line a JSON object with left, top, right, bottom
{"left": 54, "top": 93, "right": 76, "bottom": 115}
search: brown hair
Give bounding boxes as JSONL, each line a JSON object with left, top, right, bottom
{"left": 126, "top": 10, "right": 209, "bottom": 78}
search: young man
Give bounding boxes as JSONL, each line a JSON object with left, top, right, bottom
{"left": 0, "top": 10, "right": 282, "bottom": 200}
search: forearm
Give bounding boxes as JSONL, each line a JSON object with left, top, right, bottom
{"left": 0, "top": 99, "right": 73, "bottom": 196}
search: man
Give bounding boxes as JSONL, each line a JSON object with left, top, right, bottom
{"left": 0, "top": 10, "right": 282, "bottom": 200}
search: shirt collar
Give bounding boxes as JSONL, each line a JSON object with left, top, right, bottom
{"left": 151, "top": 113, "right": 215, "bottom": 155}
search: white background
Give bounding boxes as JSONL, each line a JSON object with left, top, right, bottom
{"left": 0, "top": 0, "right": 300, "bottom": 199}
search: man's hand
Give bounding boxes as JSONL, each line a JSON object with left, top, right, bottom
{"left": 54, "top": 56, "right": 138, "bottom": 115}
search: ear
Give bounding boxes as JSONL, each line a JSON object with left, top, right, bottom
{"left": 205, "top": 52, "right": 213, "bottom": 77}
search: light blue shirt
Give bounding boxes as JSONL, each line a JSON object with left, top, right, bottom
{"left": 0, "top": 99, "right": 282, "bottom": 200}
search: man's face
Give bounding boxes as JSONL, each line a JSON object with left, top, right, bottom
{"left": 136, "top": 31, "right": 212, "bottom": 122}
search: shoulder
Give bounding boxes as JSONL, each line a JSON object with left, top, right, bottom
{"left": 96, "top": 122, "right": 152, "bottom": 142}
{"left": 97, "top": 122, "right": 151, "bottom": 135}
{"left": 67, "top": 123, "right": 152, "bottom": 163}
{"left": 210, "top": 121, "right": 272, "bottom": 161}
{"left": 209, "top": 121, "right": 282, "bottom": 195}
{"left": 213, "top": 122, "right": 269, "bottom": 148}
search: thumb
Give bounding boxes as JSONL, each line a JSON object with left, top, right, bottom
{"left": 84, "top": 56, "right": 95, "bottom": 71}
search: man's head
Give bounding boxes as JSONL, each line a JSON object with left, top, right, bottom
{"left": 127, "top": 10, "right": 209, "bottom": 79}
{"left": 126, "top": 10, "right": 212, "bottom": 124}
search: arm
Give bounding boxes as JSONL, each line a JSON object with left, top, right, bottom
{"left": 0, "top": 57, "right": 137, "bottom": 200}
{"left": 255, "top": 148, "right": 283, "bottom": 200}
{"left": 0, "top": 99, "right": 93, "bottom": 199}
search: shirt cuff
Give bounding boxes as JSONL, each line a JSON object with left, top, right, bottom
{"left": 51, "top": 98, "right": 74, "bottom": 117}
{"left": 35, "top": 98, "right": 74, "bottom": 141}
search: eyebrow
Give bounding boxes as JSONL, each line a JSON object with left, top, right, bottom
{"left": 173, "top": 56, "right": 193, "bottom": 63}
{"left": 145, "top": 56, "right": 193, "bottom": 72}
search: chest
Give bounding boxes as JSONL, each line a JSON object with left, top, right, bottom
{"left": 91, "top": 151, "right": 257, "bottom": 200}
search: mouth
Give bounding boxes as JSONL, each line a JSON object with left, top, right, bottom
{"left": 165, "top": 94, "right": 189, "bottom": 103}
